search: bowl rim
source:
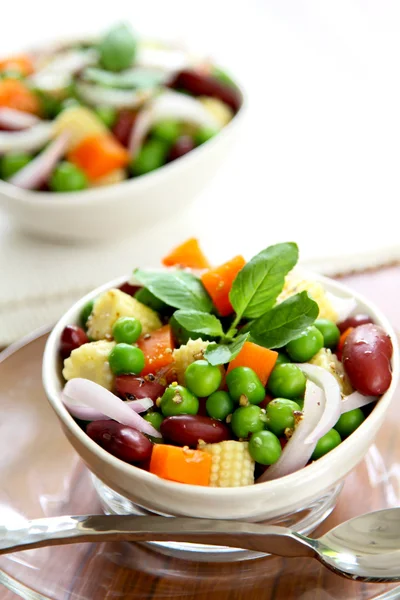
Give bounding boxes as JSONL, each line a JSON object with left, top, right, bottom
{"left": 0, "top": 48, "right": 247, "bottom": 208}
{"left": 42, "top": 269, "right": 400, "bottom": 500}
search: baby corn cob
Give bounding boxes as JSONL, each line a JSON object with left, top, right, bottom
{"left": 87, "top": 289, "right": 162, "bottom": 340}
{"left": 62, "top": 340, "right": 115, "bottom": 390}
{"left": 172, "top": 338, "right": 210, "bottom": 384}
{"left": 202, "top": 441, "right": 255, "bottom": 487}
{"left": 53, "top": 106, "right": 107, "bottom": 151}
{"left": 310, "top": 348, "right": 353, "bottom": 396}
{"left": 277, "top": 275, "right": 338, "bottom": 322}
{"left": 199, "top": 96, "right": 233, "bottom": 126}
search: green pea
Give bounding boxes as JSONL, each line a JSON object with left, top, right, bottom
{"left": 34, "top": 90, "right": 63, "bottom": 119}
{"left": 152, "top": 119, "right": 182, "bottom": 144}
{"left": 266, "top": 398, "right": 302, "bottom": 436}
{"left": 184, "top": 360, "right": 222, "bottom": 397}
{"left": 112, "top": 316, "right": 142, "bottom": 344}
{"left": 206, "top": 391, "right": 234, "bottom": 421}
{"left": 231, "top": 405, "right": 266, "bottom": 439}
{"left": 314, "top": 319, "right": 340, "bottom": 349}
{"left": 276, "top": 351, "right": 292, "bottom": 366}
{"left": 144, "top": 411, "right": 164, "bottom": 431}
{"left": 286, "top": 326, "right": 324, "bottom": 362}
{"left": 135, "top": 287, "right": 168, "bottom": 313}
{"left": 267, "top": 363, "right": 306, "bottom": 399}
{"left": 98, "top": 23, "right": 137, "bottom": 72}
{"left": 334, "top": 409, "right": 365, "bottom": 439}
{"left": 248, "top": 430, "right": 282, "bottom": 465}
{"left": 211, "top": 66, "right": 237, "bottom": 88}
{"left": 108, "top": 344, "right": 145, "bottom": 375}
{"left": 131, "top": 139, "right": 169, "bottom": 176}
{"left": 95, "top": 105, "right": 117, "bottom": 128}
{"left": 226, "top": 366, "right": 265, "bottom": 405}
{"left": 194, "top": 126, "right": 218, "bottom": 146}
{"left": 0, "top": 153, "right": 32, "bottom": 179}
{"left": 160, "top": 384, "right": 199, "bottom": 417}
{"left": 49, "top": 161, "right": 88, "bottom": 192}
{"left": 311, "top": 429, "right": 342, "bottom": 460}
{"left": 80, "top": 300, "right": 94, "bottom": 329}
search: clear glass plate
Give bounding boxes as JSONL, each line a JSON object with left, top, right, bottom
{"left": 0, "top": 331, "right": 399, "bottom": 600}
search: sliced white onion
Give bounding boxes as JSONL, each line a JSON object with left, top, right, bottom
{"left": 63, "top": 396, "right": 153, "bottom": 422}
{"left": 129, "top": 90, "right": 220, "bottom": 158}
{"left": 0, "top": 122, "right": 53, "bottom": 155}
{"left": 326, "top": 292, "right": 357, "bottom": 323}
{"left": 294, "top": 363, "right": 342, "bottom": 445}
{"left": 30, "top": 49, "right": 97, "bottom": 93}
{"left": 9, "top": 132, "right": 69, "bottom": 189}
{"left": 136, "top": 44, "right": 197, "bottom": 74}
{"left": 76, "top": 81, "right": 153, "bottom": 109}
{"left": 0, "top": 108, "right": 41, "bottom": 130}
{"left": 62, "top": 378, "right": 161, "bottom": 438}
{"left": 258, "top": 381, "right": 325, "bottom": 482}
{"left": 341, "top": 391, "right": 378, "bottom": 413}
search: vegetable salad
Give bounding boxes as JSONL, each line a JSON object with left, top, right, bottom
{"left": 59, "top": 238, "right": 393, "bottom": 487}
{"left": 0, "top": 24, "right": 241, "bottom": 191}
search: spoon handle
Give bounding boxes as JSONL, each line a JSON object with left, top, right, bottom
{"left": 0, "top": 514, "right": 317, "bottom": 557}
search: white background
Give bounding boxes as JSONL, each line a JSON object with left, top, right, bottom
{"left": 1, "top": 1, "right": 400, "bottom": 342}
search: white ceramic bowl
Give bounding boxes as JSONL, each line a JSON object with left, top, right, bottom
{"left": 42, "top": 272, "right": 399, "bottom": 523}
{"left": 0, "top": 92, "right": 245, "bottom": 243}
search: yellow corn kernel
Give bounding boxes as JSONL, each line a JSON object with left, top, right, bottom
{"left": 90, "top": 168, "right": 127, "bottom": 187}
{"left": 202, "top": 440, "right": 255, "bottom": 487}
{"left": 198, "top": 96, "right": 233, "bottom": 127}
{"left": 172, "top": 338, "right": 210, "bottom": 384}
{"left": 310, "top": 348, "right": 353, "bottom": 396}
{"left": 62, "top": 340, "right": 115, "bottom": 390}
{"left": 53, "top": 106, "right": 107, "bottom": 151}
{"left": 277, "top": 275, "right": 338, "bottom": 322}
{"left": 87, "top": 289, "right": 162, "bottom": 341}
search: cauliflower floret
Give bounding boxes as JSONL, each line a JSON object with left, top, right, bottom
{"left": 310, "top": 348, "right": 353, "bottom": 396}
{"left": 62, "top": 340, "right": 115, "bottom": 390}
{"left": 87, "top": 288, "right": 162, "bottom": 340}
{"left": 172, "top": 338, "right": 210, "bottom": 384}
{"left": 278, "top": 275, "right": 338, "bottom": 322}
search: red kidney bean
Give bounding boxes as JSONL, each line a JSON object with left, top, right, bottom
{"left": 115, "top": 375, "right": 165, "bottom": 401}
{"left": 168, "top": 136, "right": 195, "bottom": 162}
{"left": 338, "top": 314, "right": 374, "bottom": 333}
{"left": 160, "top": 415, "right": 231, "bottom": 448}
{"left": 112, "top": 110, "right": 137, "bottom": 147}
{"left": 60, "top": 325, "right": 89, "bottom": 359}
{"left": 169, "top": 69, "right": 241, "bottom": 113}
{"left": 118, "top": 282, "right": 142, "bottom": 296}
{"left": 86, "top": 420, "right": 153, "bottom": 463}
{"left": 342, "top": 324, "right": 393, "bottom": 395}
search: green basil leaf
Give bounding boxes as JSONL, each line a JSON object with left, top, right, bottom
{"left": 229, "top": 242, "right": 299, "bottom": 319}
{"left": 134, "top": 269, "right": 213, "bottom": 312}
{"left": 173, "top": 310, "right": 224, "bottom": 337}
{"left": 205, "top": 332, "right": 249, "bottom": 366}
{"left": 249, "top": 291, "right": 319, "bottom": 349}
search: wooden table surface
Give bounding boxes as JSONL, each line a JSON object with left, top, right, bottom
{"left": 2, "top": 265, "right": 400, "bottom": 600}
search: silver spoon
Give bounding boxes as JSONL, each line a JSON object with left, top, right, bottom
{"left": 1, "top": 508, "right": 400, "bottom": 581}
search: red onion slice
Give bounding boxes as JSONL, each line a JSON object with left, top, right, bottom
{"left": 341, "top": 391, "right": 378, "bottom": 413}
{"left": 136, "top": 44, "right": 198, "bottom": 74}
{"left": 0, "top": 108, "right": 41, "bottom": 131}
{"left": 63, "top": 396, "right": 153, "bottom": 422}
{"left": 62, "top": 378, "right": 160, "bottom": 438}
{"left": 76, "top": 81, "right": 153, "bottom": 109}
{"left": 129, "top": 90, "right": 220, "bottom": 158}
{"left": 9, "top": 132, "right": 69, "bottom": 189}
{"left": 326, "top": 292, "right": 357, "bottom": 323}
{"left": 258, "top": 381, "right": 324, "bottom": 482}
{"left": 295, "top": 363, "right": 342, "bottom": 445}
{"left": 0, "top": 122, "right": 53, "bottom": 155}
{"left": 30, "top": 49, "right": 98, "bottom": 93}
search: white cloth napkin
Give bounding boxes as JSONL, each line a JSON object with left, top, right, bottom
{"left": 1, "top": 0, "right": 400, "bottom": 345}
